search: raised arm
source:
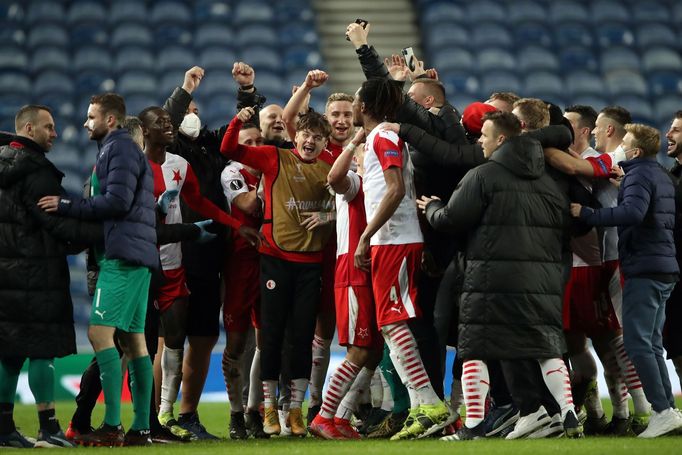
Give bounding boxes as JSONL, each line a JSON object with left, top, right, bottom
{"left": 219, "top": 109, "right": 278, "bottom": 172}
{"left": 282, "top": 70, "right": 327, "bottom": 141}
{"left": 163, "top": 66, "right": 205, "bottom": 129}
{"left": 327, "top": 128, "right": 365, "bottom": 194}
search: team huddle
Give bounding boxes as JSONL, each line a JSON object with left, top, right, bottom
{"left": 1, "top": 20, "right": 682, "bottom": 449}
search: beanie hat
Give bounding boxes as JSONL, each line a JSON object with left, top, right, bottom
{"left": 462, "top": 102, "right": 498, "bottom": 136}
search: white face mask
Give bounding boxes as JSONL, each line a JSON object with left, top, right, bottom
{"left": 179, "top": 113, "right": 201, "bottom": 139}
{"left": 612, "top": 145, "right": 627, "bottom": 163}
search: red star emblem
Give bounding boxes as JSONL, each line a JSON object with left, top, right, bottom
{"left": 172, "top": 169, "right": 182, "bottom": 185}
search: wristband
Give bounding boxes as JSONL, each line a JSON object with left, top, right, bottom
{"left": 240, "top": 84, "right": 254, "bottom": 91}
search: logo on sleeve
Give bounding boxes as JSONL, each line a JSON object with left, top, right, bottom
{"left": 229, "top": 180, "right": 244, "bottom": 191}
{"left": 384, "top": 150, "right": 399, "bottom": 158}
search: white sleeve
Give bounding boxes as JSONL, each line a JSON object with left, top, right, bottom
{"left": 220, "top": 163, "right": 249, "bottom": 207}
{"left": 341, "top": 171, "right": 361, "bottom": 203}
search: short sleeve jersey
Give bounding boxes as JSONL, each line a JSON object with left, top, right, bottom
{"left": 335, "top": 171, "right": 371, "bottom": 287}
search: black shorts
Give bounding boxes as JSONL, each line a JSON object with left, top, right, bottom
{"left": 664, "top": 283, "right": 682, "bottom": 358}
{"left": 184, "top": 267, "right": 223, "bottom": 337}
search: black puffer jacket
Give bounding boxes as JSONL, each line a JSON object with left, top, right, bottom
{"left": 0, "top": 137, "right": 102, "bottom": 358}
{"left": 425, "top": 135, "right": 568, "bottom": 360}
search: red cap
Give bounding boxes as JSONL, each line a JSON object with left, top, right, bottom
{"left": 462, "top": 102, "right": 498, "bottom": 136}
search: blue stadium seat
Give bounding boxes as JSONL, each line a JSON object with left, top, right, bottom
{"left": 199, "top": 70, "right": 233, "bottom": 97}
{"left": 508, "top": 1, "right": 546, "bottom": 23}
{"left": 642, "top": 47, "right": 682, "bottom": 72}
{"left": 252, "top": 70, "right": 284, "bottom": 96}
{"left": 74, "top": 47, "right": 113, "bottom": 72}
{"left": 421, "top": 2, "right": 465, "bottom": 25}
{"left": 596, "top": 23, "right": 635, "bottom": 48}
{"left": 236, "top": 24, "right": 278, "bottom": 47}
{"left": 440, "top": 72, "right": 480, "bottom": 96}
{"left": 275, "top": 1, "right": 314, "bottom": 23}
{"left": 549, "top": 2, "right": 589, "bottom": 22}
{"left": 67, "top": 1, "right": 106, "bottom": 24}
{"left": 517, "top": 46, "right": 559, "bottom": 72}
{"left": 123, "top": 94, "right": 158, "bottom": 116}
{"left": 604, "top": 70, "right": 648, "bottom": 96}
{"left": 636, "top": 23, "right": 677, "bottom": 48}
{"left": 109, "top": 1, "right": 147, "bottom": 25}
{"left": 555, "top": 22, "right": 594, "bottom": 48}
{"left": 195, "top": 24, "right": 234, "bottom": 48}
{"left": 0, "top": 2, "right": 23, "bottom": 22}
{"left": 480, "top": 72, "right": 522, "bottom": 96}
{"left": 34, "top": 71, "right": 75, "bottom": 96}
{"left": 158, "top": 47, "right": 195, "bottom": 73}
{"left": 674, "top": 3, "right": 682, "bottom": 22}
{"left": 632, "top": 2, "right": 669, "bottom": 22}
{"left": 477, "top": 48, "right": 516, "bottom": 72}
{"left": 648, "top": 71, "right": 682, "bottom": 96}
{"left": 49, "top": 145, "right": 82, "bottom": 170}
{"left": 39, "top": 93, "right": 76, "bottom": 119}
{"left": 284, "top": 69, "right": 309, "bottom": 93}
{"left": 69, "top": 23, "right": 108, "bottom": 46}
{"left": 75, "top": 70, "right": 115, "bottom": 97}
{"left": 613, "top": 95, "right": 654, "bottom": 121}
{"left": 203, "top": 94, "right": 234, "bottom": 127}
{"left": 278, "top": 24, "right": 319, "bottom": 47}
{"left": 26, "top": 1, "right": 65, "bottom": 25}
{"left": 0, "top": 45, "right": 27, "bottom": 70}
{"left": 198, "top": 47, "right": 237, "bottom": 72}
{"left": 514, "top": 22, "right": 553, "bottom": 48}
{"left": 155, "top": 25, "right": 193, "bottom": 46}
{"left": 0, "top": 21, "right": 25, "bottom": 47}
{"left": 117, "top": 72, "right": 158, "bottom": 96}
{"left": 565, "top": 71, "right": 606, "bottom": 96}
{"left": 27, "top": 24, "right": 68, "bottom": 49}
{"left": 523, "top": 71, "right": 563, "bottom": 95}
{"left": 158, "top": 70, "right": 187, "bottom": 98}
{"left": 193, "top": 0, "right": 232, "bottom": 22}
{"left": 590, "top": 1, "right": 629, "bottom": 23}
{"left": 468, "top": 1, "right": 506, "bottom": 22}
{"left": 0, "top": 72, "right": 31, "bottom": 95}
{"left": 114, "top": 47, "right": 155, "bottom": 73}
{"left": 111, "top": 23, "right": 153, "bottom": 47}
{"left": 471, "top": 23, "right": 513, "bottom": 48}
{"left": 431, "top": 48, "right": 474, "bottom": 73}
{"left": 450, "top": 94, "right": 478, "bottom": 112}
{"left": 150, "top": 1, "right": 192, "bottom": 25}
{"left": 30, "top": 47, "right": 70, "bottom": 74}
{"left": 282, "top": 47, "right": 322, "bottom": 72}
{"left": 234, "top": 2, "right": 275, "bottom": 23}
{"left": 424, "top": 23, "right": 468, "bottom": 49}
{"left": 559, "top": 47, "right": 599, "bottom": 72}
{"left": 0, "top": 94, "right": 26, "bottom": 126}
{"left": 601, "top": 47, "right": 640, "bottom": 71}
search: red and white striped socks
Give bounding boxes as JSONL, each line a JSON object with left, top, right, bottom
{"left": 539, "top": 358, "right": 575, "bottom": 419}
{"left": 600, "top": 349, "right": 629, "bottom": 419}
{"left": 462, "top": 360, "right": 489, "bottom": 428}
{"left": 222, "top": 351, "right": 243, "bottom": 413}
{"left": 611, "top": 335, "right": 651, "bottom": 416}
{"left": 263, "top": 380, "right": 278, "bottom": 409}
{"left": 336, "top": 367, "right": 373, "bottom": 420}
{"left": 319, "top": 359, "right": 361, "bottom": 419}
{"left": 290, "top": 378, "right": 308, "bottom": 410}
{"left": 382, "top": 322, "right": 439, "bottom": 406}
{"left": 309, "top": 336, "right": 332, "bottom": 409}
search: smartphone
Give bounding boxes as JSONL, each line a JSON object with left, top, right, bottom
{"left": 402, "top": 46, "right": 416, "bottom": 71}
{"left": 346, "top": 18, "right": 368, "bottom": 40}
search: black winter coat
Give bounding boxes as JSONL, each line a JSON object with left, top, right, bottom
{"left": 425, "top": 135, "right": 568, "bottom": 360}
{"left": 0, "top": 137, "right": 102, "bottom": 358}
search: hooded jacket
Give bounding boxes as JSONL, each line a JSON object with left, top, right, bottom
{"left": 425, "top": 135, "right": 568, "bottom": 360}
{"left": 0, "top": 137, "right": 101, "bottom": 357}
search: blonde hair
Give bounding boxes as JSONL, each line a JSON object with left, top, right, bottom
{"left": 513, "top": 98, "right": 549, "bottom": 131}
{"left": 326, "top": 93, "right": 354, "bottom": 111}
{"left": 624, "top": 123, "right": 660, "bottom": 157}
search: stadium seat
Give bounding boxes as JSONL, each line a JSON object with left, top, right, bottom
{"left": 513, "top": 22, "right": 553, "bottom": 48}
{"left": 559, "top": 46, "right": 599, "bottom": 72}
{"left": 471, "top": 23, "right": 513, "bottom": 48}
{"left": 158, "top": 47, "right": 195, "bottom": 73}
{"left": 604, "top": 70, "right": 648, "bottom": 96}
{"left": 0, "top": 45, "right": 27, "bottom": 71}
{"left": 150, "top": 2, "right": 192, "bottom": 25}
{"left": 276, "top": 2, "right": 315, "bottom": 23}
{"left": 117, "top": 71, "right": 158, "bottom": 96}
{"left": 253, "top": 71, "right": 284, "bottom": 96}
{"left": 601, "top": 47, "right": 640, "bottom": 71}
{"left": 0, "top": 21, "right": 25, "bottom": 47}
{"left": 480, "top": 72, "right": 522, "bottom": 96}
{"left": 431, "top": 48, "right": 474, "bottom": 73}
{"left": 109, "top": 1, "right": 148, "bottom": 25}
{"left": 198, "top": 70, "right": 234, "bottom": 97}
{"left": 508, "top": 1, "right": 546, "bottom": 23}
{"left": 67, "top": 1, "right": 106, "bottom": 24}
{"left": 48, "top": 145, "right": 82, "bottom": 170}
{"left": 70, "top": 23, "right": 108, "bottom": 46}
{"left": 203, "top": 94, "right": 234, "bottom": 128}
{"left": 27, "top": 24, "right": 68, "bottom": 49}
{"left": 195, "top": 24, "right": 234, "bottom": 48}
{"left": 30, "top": 47, "right": 70, "bottom": 74}
{"left": 111, "top": 23, "right": 153, "bottom": 47}
{"left": 450, "top": 94, "right": 478, "bottom": 112}
{"left": 34, "top": 71, "right": 75, "bottom": 96}
{"left": 596, "top": 23, "right": 635, "bottom": 48}
{"left": 155, "top": 25, "right": 193, "bottom": 46}
{"left": 75, "top": 70, "right": 115, "bottom": 97}
{"left": 549, "top": 2, "right": 589, "bottom": 22}
{"left": 565, "top": 71, "right": 606, "bottom": 96}
{"left": 74, "top": 47, "right": 113, "bottom": 72}
{"left": 114, "top": 47, "right": 155, "bottom": 74}
{"left": 424, "top": 23, "right": 468, "bottom": 49}
{"left": 441, "top": 72, "right": 480, "bottom": 96}
{"left": 0, "top": 94, "right": 27, "bottom": 125}
{"left": 193, "top": 0, "right": 232, "bottom": 22}
{"left": 26, "top": 1, "right": 65, "bottom": 25}
{"left": 0, "top": 72, "right": 31, "bottom": 95}
{"left": 284, "top": 69, "right": 310, "bottom": 93}
{"left": 636, "top": 23, "right": 677, "bottom": 48}
{"left": 674, "top": 3, "right": 682, "bottom": 22}
{"left": 234, "top": 2, "right": 275, "bottom": 23}
{"left": 282, "top": 47, "right": 322, "bottom": 72}
{"left": 632, "top": 2, "right": 669, "bottom": 22}
{"left": 198, "top": 47, "right": 237, "bottom": 72}
{"left": 554, "top": 22, "right": 594, "bottom": 48}
{"left": 647, "top": 71, "right": 682, "bottom": 96}
{"left": 278, "top": 24, "right": 319, "bottom": 47}
{"left": 236, "top": 24, "right": 278, "bottom": 47}
{"left": 613, "top": 95, "right": 654, "bottom": 121}
{"left": 523, "top": 72, "right": 563, "bottom": 96}
{"left": 39, "top": 93, "right": 76, "bottom": 119}
{"left": 467, "top": 1, "right": 506, "bottom": 22}
{"left": 517, "top": 46, "right": 560, "bottom": 72}
{"left": 642, "top": 47, "right": 682, "bottom": 72}
{"left": 421, "top": 2, "right": 465, "bottom": 25}
{"left": 125, "top": 94, "right": 159, "bottom": 117}
{"left": 158, "top": 70, "right": 187, "bottom": 98}
{"left": 477, "top": 48, "right": 516, "bottom": 72}
{"left": 590, "top": 1, "right": 629, "bottom": 23}
{"left": 654, "top": 97, "right": 682, "bottom": 123}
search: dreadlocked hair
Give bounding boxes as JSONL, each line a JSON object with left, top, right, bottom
{"left": 359, "top": 78, "right": 404, "bottom": 122}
